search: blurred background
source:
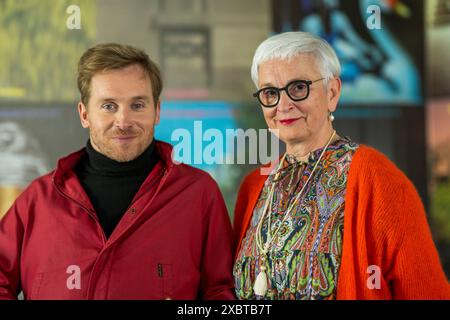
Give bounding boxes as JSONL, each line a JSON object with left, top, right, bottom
{"left": 0, "top": 0, "right": 449, "bottom": 277}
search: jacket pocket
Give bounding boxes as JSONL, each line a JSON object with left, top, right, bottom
{"left": 28, "top": 273, "right": 45, "bottom": 300}
{"left": 26, "top": 268, "right": 85, "bottom": 300}
{"left": 157, "top": 263, "right": 173, "bottom": 299}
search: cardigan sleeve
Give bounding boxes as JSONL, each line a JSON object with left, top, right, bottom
{"left": 388, "top": 176, "right": 450, "bottom": 299}
{"left": 353, "top": 146, "right": 450, "bottom": 299}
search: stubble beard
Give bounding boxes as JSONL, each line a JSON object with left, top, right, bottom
{"left": 89, "top": 128, "right": 151, "bottom": 163}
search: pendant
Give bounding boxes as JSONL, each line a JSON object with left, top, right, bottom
{"left": 254, "top": 265, "right": 268, "bottom": 297}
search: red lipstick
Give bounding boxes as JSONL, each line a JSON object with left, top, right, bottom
{"left": 279, "top": 117, "right": 301, "bottom": 125}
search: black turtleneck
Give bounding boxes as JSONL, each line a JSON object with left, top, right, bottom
{"left": 75, "top": 140, "right": 159, "bottom": 238}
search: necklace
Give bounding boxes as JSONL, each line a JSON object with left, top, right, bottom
{"left": 253, "top": 130, "right": 336, "bottom": 297}
{"left": 285, "top": 153, "right": 310, "bottom": 191}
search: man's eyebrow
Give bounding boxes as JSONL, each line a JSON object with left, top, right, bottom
{"left": 131, "top": 95, "right": 150, "bottom": 102}
{"left": 97, "top": 97, "right": 117, "bottom": 103}
{"left": 97, "top": 96, "right": 150, "bottom": 102}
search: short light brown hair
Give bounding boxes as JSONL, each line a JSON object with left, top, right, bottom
{"left": 77, "top": 43, "right": 163, "bottom": 106}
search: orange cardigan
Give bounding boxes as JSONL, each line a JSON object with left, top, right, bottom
{"left": 233, "top": 145, "right": 450, "bottom": 299}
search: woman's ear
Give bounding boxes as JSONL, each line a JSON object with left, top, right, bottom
{"left": 327, "top": 77, "right": 341, "bottom": 113}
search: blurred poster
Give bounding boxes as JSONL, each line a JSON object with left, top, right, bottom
{"left": 426, "top": 97, "right": 450, "bottom": 277}
{"left": 0, "top": 0, "right": 94, "bottom": 217}
{"left": 0, "top": 0, "right": 95, "bottom": 102}
{"left": 426, "top": 0, "right": 450, "bottom": 276}
{"left": 273, "top": 0, "right": 424, "bottom": 106}
{"left": 0, "top": 105, "right": 88, "bottom": 218}
{"left": 428, "top": 98, "right": 450, "bottom": 181}
{"left": 160, "top": 27, "right": 211, "bottom": 98}
{"left": 156, "top": 101, "right": 242, "bottom": 210}
{"left": 0, "top": 122, "right": 50, "bottom": 218}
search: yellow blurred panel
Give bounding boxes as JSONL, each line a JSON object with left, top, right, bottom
{"left": 0, "top": 87, "right": 26, "bottom": 98}
{"left": 0, "top": 186, "right": 23, "bottom": 219}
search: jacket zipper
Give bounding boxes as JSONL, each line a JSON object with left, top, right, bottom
{"left": 52, "top": 177, "right": 107, "bottom": 245}
{"left": 157, "top": 263, "right": 163, "bottom": 278}
{"left": 107, "top": 168, "right": 170, "bottom": 245}
{"left": 124, "top": 168, "right": 165, "bottom": 213}
{"left": 53, "top": 177, "right": 109, "bottom": 299}
{"left": 53, "top": 165, "right": 171, "bottom": 299}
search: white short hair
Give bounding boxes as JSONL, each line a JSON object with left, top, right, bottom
{"left": 251, "top": 32, "right": 341, "bottom": 88}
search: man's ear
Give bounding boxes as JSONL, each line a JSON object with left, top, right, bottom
{"left": 327, "top": 77, "right": 341, "bottom": 113}
{"left": 155, "top": 100, "right": 161, "bottom": 125}
{"left": 78, "top": 102, "right": 90, "bottom": 128}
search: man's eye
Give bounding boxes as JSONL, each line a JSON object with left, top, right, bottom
{"left": 132, "top": 103, "right": 145, "bottom": 110}
{"left": 102, "top": 103, "right": 116, "bottom": 111}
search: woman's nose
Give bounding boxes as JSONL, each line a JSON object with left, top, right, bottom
{"left": 276, "top": 90, "right": 295, "bottom": 112}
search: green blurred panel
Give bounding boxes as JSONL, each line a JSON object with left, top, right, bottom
{"left": 432, "top": 181, "right": 450, "bottom": 242}
{"left": 0, "top": 0, "right": 96, "bottom": 102}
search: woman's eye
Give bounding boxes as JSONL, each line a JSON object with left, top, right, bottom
{"left": 263, "top": 89, "right": 277, "bottom": 98}
{"left": 293, "top": 83, "right": 306, "bottom": 91}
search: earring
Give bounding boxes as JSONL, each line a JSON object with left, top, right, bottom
{"left": 329, "top": 112, "right": 335, "bottom": 122}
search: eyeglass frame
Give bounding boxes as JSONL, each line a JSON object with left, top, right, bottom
{"left": 253, "top": 78, "right": 325, "bottom": 108}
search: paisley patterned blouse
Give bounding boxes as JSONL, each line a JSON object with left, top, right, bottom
{"left": 233, "top": 136, "right": 359, "bottom": 300}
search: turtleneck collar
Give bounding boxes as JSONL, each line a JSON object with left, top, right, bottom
{"left": 84, "top": 139, "right": 157, "bottom": 176}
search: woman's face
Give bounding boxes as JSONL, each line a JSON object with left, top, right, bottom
{"left": 257, "top": 54, "right": 340, "bottom": 148}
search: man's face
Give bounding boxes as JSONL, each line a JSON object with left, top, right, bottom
{"left": 78, "top": 64, "right": 160, "bottom": 162}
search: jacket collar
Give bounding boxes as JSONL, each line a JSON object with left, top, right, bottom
{"left": 52, "top": 140, "right": 175, "bottom": 209}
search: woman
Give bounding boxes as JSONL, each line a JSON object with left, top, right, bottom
{"left": 233, "top": 31, "right": 449, "bottom": 300}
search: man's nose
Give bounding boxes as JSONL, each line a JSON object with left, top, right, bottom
{"left": 114, "top": 108, "right": 133, "bottom": 130}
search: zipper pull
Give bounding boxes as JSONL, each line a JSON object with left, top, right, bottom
{"left": 157, "top": 263, "right": 163, "bottom": 277}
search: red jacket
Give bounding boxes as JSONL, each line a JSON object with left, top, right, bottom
{"left": 0, "top": 141, "right": 235, "bottom": 300}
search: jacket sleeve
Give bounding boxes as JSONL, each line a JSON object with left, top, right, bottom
{"left": 198, "top": 179, "right": 236, "bottom": 300}
{"left": 0, "top": 199, "right": 24, "bottom": 300}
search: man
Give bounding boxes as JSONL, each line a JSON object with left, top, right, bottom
{"left": 0, "top": 43, "right": 235, "bottom": 300}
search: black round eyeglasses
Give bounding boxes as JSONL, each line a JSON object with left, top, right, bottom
{"left": 253, "top": 78, "right": 324, "bottom": 108}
